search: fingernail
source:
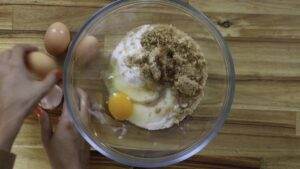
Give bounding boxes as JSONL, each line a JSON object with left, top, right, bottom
{"left": 55, "top": 69, "right": 63, "bottom": 81}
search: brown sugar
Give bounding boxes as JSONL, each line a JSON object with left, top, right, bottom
{"left": 127, "top": 24, "right": 207, "bottom": 116}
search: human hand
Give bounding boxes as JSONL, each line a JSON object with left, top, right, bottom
{"left": 0, "top": 45, "right": 60, "bottom": 152}
{"left": 39, "top": 89, "right": 90, "bottom": 169}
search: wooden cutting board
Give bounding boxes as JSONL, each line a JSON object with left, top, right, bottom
{"left": 0, "top": 0, "right": 299, "bottom": 168}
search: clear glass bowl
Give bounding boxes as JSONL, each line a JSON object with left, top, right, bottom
{"left": 64, "top": 0, "right": 235, "bottom": 167}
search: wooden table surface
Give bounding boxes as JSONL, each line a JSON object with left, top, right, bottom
{"left": 0, "top": 0, "right": 300, "bottom": 168}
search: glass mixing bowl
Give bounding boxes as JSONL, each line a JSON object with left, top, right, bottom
{"left": 64, "top": 0, "right": 235, "bottom": 167}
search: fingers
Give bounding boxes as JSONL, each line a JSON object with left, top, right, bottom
{"left": 58, "top": 90, "right": 89, "bottom": 135}
{"left": 11, "top": 44, "right": 38, "bottom": 67}
{"left": 61, "top": 101, "right": 71, "bottom": 121}
{"left": 77, "top": 88, "right": 90, "bottom": 124}
{"left": 35, "top": 69, "right": 62, "bottom": 100}
{"left": 0, "top": 49, "right": 12, "bottom": 63}
{"left": 57, "top": 102, "right": 78, "bottom": 137}
{"left": 61, "top": 89, "right": 90, "bottom": 124}
{"left": 37, "top": 106, "right": 53, "bottom": 146}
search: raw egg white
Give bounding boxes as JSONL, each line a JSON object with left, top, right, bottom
{"left": 27, "top": 51, "right": 57, "bottom": 79}
{"left": 75, "top": 35, "right": 99, "bottom": 66}
{"left": 112, "top": 72, "right": 159, "bottom": 104}
{"left": 128, "top": 89, "right": 178, "bottom": 130}
{"left": 44, "top": 22, "right": 70, "bottom": 57}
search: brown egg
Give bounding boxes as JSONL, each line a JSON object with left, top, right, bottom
{"left": 75, "top": 35, "right": 99, "bottom": 66}
{"left": 44, "top": 22, "right": 71, "bottom": 57}
{"left": 27, "top": 52, "right": 58, "bottom": 79}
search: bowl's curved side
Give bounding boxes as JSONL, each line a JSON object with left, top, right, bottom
{"left": 64, "top": 0, "right": 235, "bottom": 168}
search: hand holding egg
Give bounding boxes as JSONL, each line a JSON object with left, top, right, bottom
{"left": 27, "top": 51, "right": 58, "bottom": 79}
{"left": 25, "top": 22, "right": 70, "bottom": 112}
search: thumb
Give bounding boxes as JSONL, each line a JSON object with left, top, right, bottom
{"left": 37, "top": 69, "right": 62, "bottom": 98}
{"left": 37, "top": 107, "right": 53, "bottom": 146}
{"left": 77, "top": 88, "right": 90, "bottom": 124}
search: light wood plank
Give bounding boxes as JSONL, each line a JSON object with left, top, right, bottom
{"left": 208, "top": 13, "right": 300, "bottom": 40}
{"left": 104, "top": 34, "right": 300, "bottom": 80}
{"left": 3, "top": 0, "right": 300, "bottom": 16}
{"left": 91, "top": 153, "right": 261, "bottom": 169}
{"left": 227, "top": 41, "right": 300, "bottom": 80}
{"left": 11, "top": 5, "right": 300, "bottom": 40}
{"left": 0, "top": 32, "right": 44, "bottom": 51}
{"left": 233, "top": 81, "right": 300, "bottom": 111}
{"left": 13, "top": 105, "right": 296, "bottom": 149}
{"left": 1, "top": 32, "right": 300, "bottom": 80}
{"left": 76, "top": 80, "right": 300, "bottom": 112}
{"left": 12, "top": 147, "right": 50, "bottom": 169}
{"left": 12, "top": 133, "right": 300, "bottom": 168}
{"left": 189, "top": 0, "right": 300, "bottom": 15}
{"left": 12, "top": 147, "right": 130, "bottom": 169}
{"left": 0, "top": 6, "right": 13, "bottom": 30}
{"left": 12, "top": 146, "right": 263, "bottom": 169}
{"left": 13, "top": 80, "right": 300, "bottom": 155}
{"left": 202, "top": 133, "right": 300, "bottom": 157}
{"left": 12, "top": 5, "right": 96, "bottom": 31}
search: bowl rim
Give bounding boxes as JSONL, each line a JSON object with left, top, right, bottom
{"left": 64, "top": 0, "right": 236, "bottom": 167}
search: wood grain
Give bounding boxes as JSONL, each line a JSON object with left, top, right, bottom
{"left": 189, "top": 0, "right": 300, "bottom": 15}
{"left": 91, "top": 151, "right": 261, "bottom": 169}
{"left": 296, "top": 112, "right": 300, "bottom": 136}
{"left": 12, "top": 147, "right": 262, "bottom": 169}
{"left": 262, "top": 156, "right": 300, "bottom": 169}
{"left": 6, "top": 5, "right": 300, "bottom": 40}
{"left": 13, "top": 5, "right": 96, "bottom": 31}
{"left": 0, "top": 6, "right": 12, "bottom": 30}
{"left": 3, "top": 0, "right": 300, "bottom": 16}
{"left": 105, "top": 35, "right": 300, "bottom": 80}
{"left": 0, "top": 32, "right": 44, "bottom": 51}
{"left": 0, "top": 0, "right": 299, "bottom": 168}
{"left": 12, "top": 147, "right": 50, "bottom": 169}
{"left": 13, "top": 80, "right": 299, "bottom": 149}
{"left": 1, "top": 32, "right": 299, "bottom": 80}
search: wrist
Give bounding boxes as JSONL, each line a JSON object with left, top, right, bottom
{"left": 0, "top": 117, "right": 24, "bottom": 152}
{"left": 0, "top": 132, "right": 14, "bottom": 152}
{"left": 0, "top": 143, "right": 12, "bottom": 152}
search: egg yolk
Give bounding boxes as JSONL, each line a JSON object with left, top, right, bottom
{"left": 108, "top": 92, "right": 133, "bottom": 121}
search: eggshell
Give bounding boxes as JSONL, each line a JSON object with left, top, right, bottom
{"left": 27, "top": 52, "right": 58, "bottom": 79}
{"left": 75, "top": 35, "right": 99, "bottom": 66}
{"left": 39, "top": 85, "right": 63, "bottom": 110}
{"left": 44, "top": 22, "right": 71, "bottom": 57}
